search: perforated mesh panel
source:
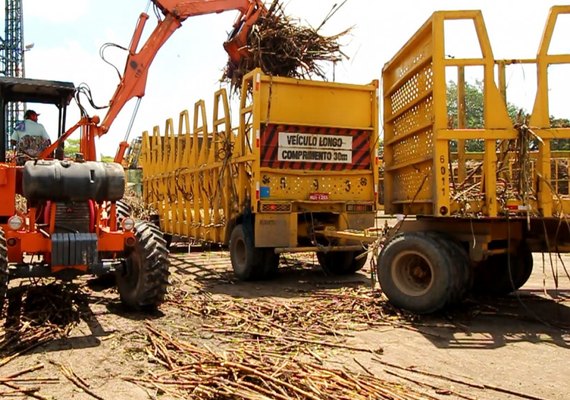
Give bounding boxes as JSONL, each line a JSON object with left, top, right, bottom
{"left": 385, "top": 62, "right": 435, "bottom": 211}
{"left": 390, "top": 66, "right": 433, "bottom": 115}
{"left": 260, "top": 173, "right": 373, "bottom": 201}
{"left": 392, "top": 165, "right": 433, "bottom": 202}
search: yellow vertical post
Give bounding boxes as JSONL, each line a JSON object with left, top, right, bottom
{"left": 164, "top": 118, "right": 175, "bottom": 234}
{"left": 538, "top": 140, "right": 553, "bottom": 217}
{"left": 251, "top": 72, "right": 262, "bottom": 214}
{"left": 238, "top": 74, "right": 255, "bottom": 213}
{"left": 212, "top": 89, "right": 232, "bottom": 243}
{"left": 151, "top": 126, "right": 165, "bottom": 225}
{"left": 140, "top": 131, "right": 152, "bottom": 209}
{"left": 457, "top": 66, "right": 466, "bottom": 184}
{"left": 530, "top": 7, "right": 557, "bottom": 128}
{"left": 178, "top": 110, "right": 191, "bottom": 237}
{"left": 371, "top": 80, "right": 380, "bottom": 210}
{"left": 473, "top": 11, "right": 502, "bottom": 216}
{"left": 193, "top": 101, "right": 209, "bottom": 239}
{"left": 381, "top": 70, "right": 394, "bottom": 214}
{"left": 483, "top": 139, "right": 497, "bottom": 216}
{"left": 432, "top": 13, "right": 451, "bottom": 216}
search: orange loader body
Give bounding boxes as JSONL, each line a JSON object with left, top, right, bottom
{"left": 0, "top": 0, "right": 265, "bottom": 310}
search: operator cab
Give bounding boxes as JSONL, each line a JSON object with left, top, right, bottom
{"left": 0, "top": 76, "right": 75, "bottom": 163}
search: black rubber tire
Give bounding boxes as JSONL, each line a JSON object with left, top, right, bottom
{"left": 116, "top": 200, "right": 132, "bottom": 221}
{"left": 98, "top": 200, "right": 134, "bottom": 282}
{"left": 473, "top": 243, "right": 533, "bottom": 295}
{"left": 106, "top": 200, "right": 132, "bottom": 228}
{"left": 148, "top": 214, "right": 172, "bottom": 248}
{"left": 230, "top": 224, "right": 267, "bottom": 280}
{"left": 426, "top": 232, "right": 472, "bottom": 304}
{"left": 262, "top": 248, "right": 280, "bottom": 279}
{"left": 0, "top": 228, "right": 9, "bottom": 314}
{"left": 317, "top": 250, "right": 368, "bottom": 275}
{"left": 116, "top": 221, "right": 170, "bottom": 309}
{"left": 377, "top": 232, "right": 461, "bottom": 314}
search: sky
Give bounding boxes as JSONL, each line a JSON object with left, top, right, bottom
{"left": 8, "top": 0, "right": 570, "bottom": 157}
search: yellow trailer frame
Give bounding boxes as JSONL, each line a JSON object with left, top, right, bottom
{"left": 141, "top": 69, "right": 379, "bottom": 278}
{"left": 383, "top": 6, "right": 570, "bottom": 218}
{"left": 377, "top": 6, "right": 570, "bottom": 314}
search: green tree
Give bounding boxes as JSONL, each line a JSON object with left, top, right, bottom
{"left": 60, "top": 138, "right": 116, "bottom": 161}
{"left": 63, "top": 138, "right": 80, "bottom": 158}
{"left": 551, "top": 117, "right": 570, "bottom": 150}
{"left": 447, "top": 80, "right": 483, "bottom": 129}
{"left": 446, "top": 80, "right": 520, "bottom": 152}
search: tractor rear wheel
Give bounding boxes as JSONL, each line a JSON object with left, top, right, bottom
{"left": 116, "top": 221, "right": 169, "bottom": 310}
{"left": 0, "top": 228, "right": 9, "bottom": 314}
{"left": 377, "top": 232, "right": 466, "bottom": 314}
{"left": 229, "top": 224, "right": 266, "bottom": 281}
{"left": 317, "top": 250, "right": 368, "bottom": 275}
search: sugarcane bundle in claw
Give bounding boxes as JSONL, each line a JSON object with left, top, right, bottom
{"left": 224, "top": 0, "right": 351, "bottom": 91}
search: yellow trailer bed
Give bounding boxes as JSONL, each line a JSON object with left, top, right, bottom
{"left": 141, "top": 69, "right": 379, "bottom": 279}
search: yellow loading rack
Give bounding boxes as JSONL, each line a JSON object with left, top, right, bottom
{"left": 141, "top": 69, "right": 379, "bottom": 279}
{"left": 383, "top": 7, "right": 570, "bottom": 218}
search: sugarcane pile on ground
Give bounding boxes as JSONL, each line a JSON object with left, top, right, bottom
{"left": 168, "top": 286, "right": 410, "bottom": 340}
{"left": 224, "top": 0, "right": 349, "bottom": 91}
{"left": 124, "top": 322, "right": 424, "bottom": 400}
{"left": 0, "top": 363, "right": 59, "bottom": 399}
{"left": 0, "top": 282, "right": 85, "bottom": 363}
{"left": 163, "top": 286, "right": 419, "bottom": 371}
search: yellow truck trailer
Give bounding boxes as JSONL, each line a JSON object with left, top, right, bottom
{"left": 378, "top": 6, "right": 570, "bottom": 313}
{"left": 141, "top": 69, "right": 379, "bottom": 280}
{"left": 142, "top": 6, "right": 570, "bottom": 314}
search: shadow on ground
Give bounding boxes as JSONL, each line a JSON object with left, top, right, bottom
{"left": 412, "top": 290, "right": 570, "bottom": 350}
{"left": 169, "top": 250, "right": 372, "bottom": 299}
{"left": 0, "top": 280, "right": 163, "bottom": 357}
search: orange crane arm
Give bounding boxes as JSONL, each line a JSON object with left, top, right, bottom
{"left": 87, "top": 0, "right": 265, "bottom": 162}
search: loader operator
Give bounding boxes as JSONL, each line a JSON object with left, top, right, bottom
{"left": 10, "top": 110, "right": 51, "bottom": 162}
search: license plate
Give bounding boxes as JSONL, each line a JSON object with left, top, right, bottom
{"left": 309, "top": 193, "right": 329, "bottom": 201}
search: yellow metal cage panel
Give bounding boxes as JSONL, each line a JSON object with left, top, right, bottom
{"left": 140, "top": 88, "right": 251, "bottom": 244}
{"left": 383, "top": 7, "right": 570, "bottom": 218}
{"left": 140, "top": 69, "right": 379, "bottom": 246}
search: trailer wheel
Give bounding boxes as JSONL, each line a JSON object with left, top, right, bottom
{"left": 116, "top": 221, "right": 170, "bottom": 309}
{"left": 474, "top": 244, "right": 533, "bottom": 295}
{"left": 229, "top": 224, "right": 265, "bottom": 280}
{"left": 0, "top": 228, "right": 9, "bottom": 313}
{"left": 377, "top": 232, "right": 460, "bottom": 314}
{"left": 262, "top": 249, "right": 280, "bottom": 278}
{"left": 317, "top": 250, "right": 368, "bottom": 275}
{"left": 426, "top": 232, "right": 472, "bottom": 303}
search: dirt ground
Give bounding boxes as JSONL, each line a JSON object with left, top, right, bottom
{"left": 0, "top": 247, "right": 568, "bottom": 400}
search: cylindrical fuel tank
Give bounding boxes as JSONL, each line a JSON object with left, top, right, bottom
{"left": 23, "top": 160, "right": 125, "bottom": 202}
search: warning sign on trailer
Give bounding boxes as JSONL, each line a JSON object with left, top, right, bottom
{"left": 277, "top": 132, "right": 352, "bottom": 164}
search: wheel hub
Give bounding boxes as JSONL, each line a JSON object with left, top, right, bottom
{"left": 392, "top": 251, "right": 434, "bottom": 296}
